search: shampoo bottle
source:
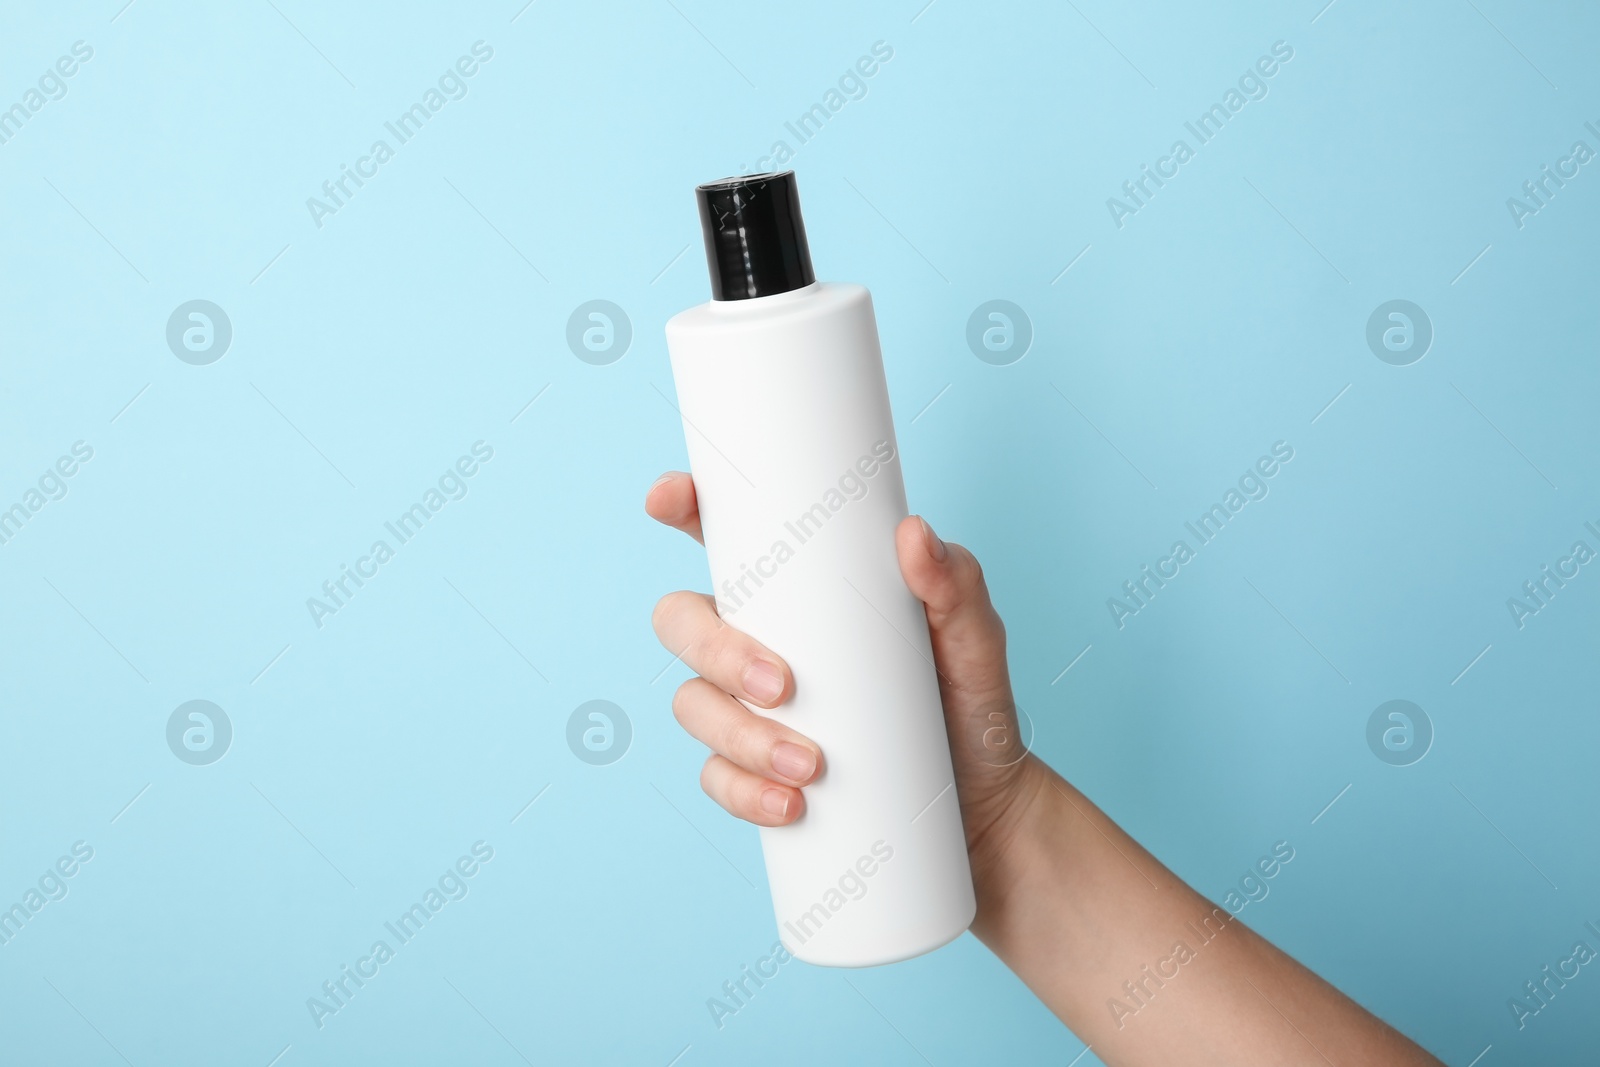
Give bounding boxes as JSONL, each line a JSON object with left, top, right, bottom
{"left": 664, "top": 171, "right": 976, "bottom": 966}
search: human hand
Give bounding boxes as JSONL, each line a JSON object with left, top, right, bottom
{"left": 646, "top": 470, "right": 1043, "bottom": 886}
{"left": 647, "top": 471, "right": 1445, "bottom": 1065}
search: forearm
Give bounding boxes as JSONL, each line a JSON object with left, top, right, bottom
{"left": 968, "top": 756, "right": 1439, "bottom": 1066}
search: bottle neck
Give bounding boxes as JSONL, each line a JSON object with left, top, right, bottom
{"left": 706, "top": 281, "right": 821, "bottom": 316}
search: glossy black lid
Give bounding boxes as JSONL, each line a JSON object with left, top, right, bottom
{"left": 695, "top": 171, "right": 815, "bottom": 301}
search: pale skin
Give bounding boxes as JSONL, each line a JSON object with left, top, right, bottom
{"left": 647, "top": 471, "right": 1442, "bottom": 1066}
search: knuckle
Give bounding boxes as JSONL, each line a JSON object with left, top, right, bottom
{"left": 701, "top": 757, "right": 755, "bottom": 820}
{"left": 657, "top": 590, "right": 711, "bottom": 636}
{"left": 670, "top": 679, "right": 699, "bottom": 724}
{"left": 960, "top": 548, "right": 988, "bottom": 594}
{"left": 735, "top": 775, "right": 766, "bottom": 815}
{"left": 699, "top": 755, "right": 723, "bottom": 797}
{"left": 986, "top": 603, "right": 1007, "bottom": 645}
{"left": 722, "top": 713, "right": 772, "bottom": 760}
{"left": 651, "top": 591, "right": 685, "bottom": 636}
{"left": 709, "top": 627, "right": 754, "bottom": 682}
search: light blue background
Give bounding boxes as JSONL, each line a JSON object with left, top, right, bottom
{"left": 2, "top": 1, "right": 1597, "bottom": 1063}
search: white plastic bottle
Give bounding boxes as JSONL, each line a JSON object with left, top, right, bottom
{"left": 664, "top": 171, "right": 975, "bottom": 966}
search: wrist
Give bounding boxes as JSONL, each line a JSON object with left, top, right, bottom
{"left": 965, "top": 753, "right": 1059, "bottom": 936}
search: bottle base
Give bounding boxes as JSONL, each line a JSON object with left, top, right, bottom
{"left": 784, "top": 898, "right": 976, "bottom": 968}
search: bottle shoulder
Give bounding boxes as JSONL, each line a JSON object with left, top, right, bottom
{"left": 666, "top": 282, "right": 871, "bottom": 338}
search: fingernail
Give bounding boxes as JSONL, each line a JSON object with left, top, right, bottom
{"left": 920, "top": 516, "right": 949, "bottom": 562}
{"left": 648, "top": 473, "right": 674, "bottom": 494}
{"left": 761, "top": 789, "right": 791, "bottom": 818}
{"left": 771, "top": 742, "right": 817, "bottom": 783}
{"left": 743, "top": 661, "right": 784, "bottom": 705}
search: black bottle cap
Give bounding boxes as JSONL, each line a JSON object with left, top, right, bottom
{"left": 695, "top": 171, "right": 815, "bottom": 301}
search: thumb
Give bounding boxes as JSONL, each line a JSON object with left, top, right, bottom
{"left": 895, "top": 516, "right": 1012, "bottom": 712}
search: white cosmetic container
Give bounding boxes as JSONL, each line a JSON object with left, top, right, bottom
{"left": 665, "top": 171, "right": 975, "bottom": 966}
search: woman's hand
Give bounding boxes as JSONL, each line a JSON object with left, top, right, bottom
{"left": 645, "top": 470, "right": 1045, "bottom": 888}
{"left": 647, "top": 468, "right": 1443, "bottom": 1066}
